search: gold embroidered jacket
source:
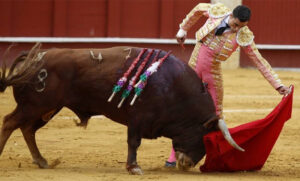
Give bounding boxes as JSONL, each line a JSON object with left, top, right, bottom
{"left": 181, "top": 3, "right": 283, "bottom": 89}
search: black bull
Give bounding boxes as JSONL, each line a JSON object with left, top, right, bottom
{"left": 0, "top": 44, "right": 242, "bottom": 174}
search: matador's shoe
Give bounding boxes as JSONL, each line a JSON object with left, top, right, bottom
{"left": 165, "top": 161, "right": 176, "bottom": 168}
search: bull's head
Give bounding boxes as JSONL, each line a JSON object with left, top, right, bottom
{"left": 174, "top": 118, "right": 244, "bottom": 171}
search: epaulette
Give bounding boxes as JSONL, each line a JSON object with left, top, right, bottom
{"left": 196, "top": 3, "right": 212, "bottom": 12}
{"left": 208, "top": 3, "right": 231, "bottom": 18}
{"left": 237, "top": 26, "right": 254, "bottom": 46}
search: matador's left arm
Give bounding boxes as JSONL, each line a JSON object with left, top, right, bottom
{"left": 239, "top": 27, "right": 289, "bottom": 93}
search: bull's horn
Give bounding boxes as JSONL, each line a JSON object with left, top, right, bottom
{"left": 218, "top": 119, "right": 245, "bottom": 152}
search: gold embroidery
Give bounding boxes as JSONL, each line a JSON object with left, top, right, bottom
{"left": 188, "top": 43, "right": 202, "bottom": 69}
{"left": 201, "top": 32, "right": 237, "bottom": 62}
{"left": 237, "top": 26, "right": 254, "bottom": 46}
{"left": 217, "top": 33, "right": 237, "bottom": 60}
{"left": 180, "top": 3, "right": 211, "bottom": 31}
{"left": 210, "top": 60, "right": 223, "bottom": 118}
{"left": 246, "top": 42, "right": 283, "bottom": 89}
{"left": 219, "top": 53, "right": 229, "bottom": 57}
{"left": 208, "top": 3, "right": 231, "bottom": 18}
{"left": 223, "top": 46, "right": 232, "bottom": 51}
{"left": 196, "top": 18, "right": 222, "bottom": 41}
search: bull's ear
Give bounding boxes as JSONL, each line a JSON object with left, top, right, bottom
{"left": 203, "top": 116, "right": 219, "bottom": 130}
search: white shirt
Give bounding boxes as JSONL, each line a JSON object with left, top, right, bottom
{"left": 216, "top": 15, "right": 230, "bottom": 33}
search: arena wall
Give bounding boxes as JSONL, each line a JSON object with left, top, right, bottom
{"left": 0, "top": 0, "right": 299, "bottom": 68}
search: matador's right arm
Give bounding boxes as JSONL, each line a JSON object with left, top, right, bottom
{"left": 177, "top": 3, "right": 211, "bottom": 38}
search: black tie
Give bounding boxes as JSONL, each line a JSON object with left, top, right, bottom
{"left": 215, "top": 24, "right": 229, "bottom": 36}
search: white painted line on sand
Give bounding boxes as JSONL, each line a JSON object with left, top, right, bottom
{"left": 223, "top": 109, "right": 272, "bottom": 113}
{"left": 57, "top": 115, "right": 104, "bottom": 120}
{"left": 226, "top": 95, "right": 300, "bottom": 99}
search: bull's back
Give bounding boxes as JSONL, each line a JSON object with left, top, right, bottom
{"left": 41, "top": 47, "right": 142, "bottom": 122}
{"left": 13, "top": 47, "right": 214, "bottom": 133}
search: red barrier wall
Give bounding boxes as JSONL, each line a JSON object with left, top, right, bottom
{"left": 0, "top": 0, "right": 299, "bottom": 68}
{"left": 243, "top": 0, "right": 300, "bottom": 45}
{"left": 241, "top": 0, "right": 300, "bottom": 68}
{"left": 0, "top": 0, "right": 209, "bottom": 38}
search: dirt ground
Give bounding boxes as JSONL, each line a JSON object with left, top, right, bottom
{"left": 0, "top": 68, "right": 299, "bottom": 181}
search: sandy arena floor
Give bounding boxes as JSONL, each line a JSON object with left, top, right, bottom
{"left": 0, "top": 68, "right": 299, "bottom": 181}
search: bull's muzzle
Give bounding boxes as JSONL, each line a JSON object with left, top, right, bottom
{"left": 175, "top": 152, "right": 195, "bottom": 171}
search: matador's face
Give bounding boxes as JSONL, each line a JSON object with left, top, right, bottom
{"left": 228, "top": 14, "right": 248, "bottom": 32}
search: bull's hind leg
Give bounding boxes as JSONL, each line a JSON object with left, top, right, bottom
{"left": 0, "top": 108, "right": 23, "bottom": 156}
{"left": 20, "top": 119, "right": 49, "bottom": 168}
{"left": 126, "top": 126, "right": 142, "bottom": 175}
{"left": 20, "top": 108, "right": 61, "bottom": 168}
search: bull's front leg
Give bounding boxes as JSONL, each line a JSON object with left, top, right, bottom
{"left": 126, "top": 126, "right": 142, "bottom": 175}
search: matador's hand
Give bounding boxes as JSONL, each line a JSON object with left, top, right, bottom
{"left": 176, "top": 37, "right": 186, "bottom": 44}
{"left": 176, "top": 29, "right": 187, "bottom": 45}
{"left": 277, "top": 85, "right": 291, "bottom": 95}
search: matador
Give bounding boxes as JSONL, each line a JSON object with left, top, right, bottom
{"left": 165, "top": 3, "right": 290, "bottom": 167}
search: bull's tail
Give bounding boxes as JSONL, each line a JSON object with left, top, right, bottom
{"left": 0, "top": 43, "right": 45, "bottom": 92}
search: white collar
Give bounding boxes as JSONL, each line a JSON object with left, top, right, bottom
{"left": 216, "top": 15, "right": 230, "bottom": 29}
{"left": 224, "top": 15, "right": 230, "bottom": 24}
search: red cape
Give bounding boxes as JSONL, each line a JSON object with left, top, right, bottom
{"left": 200, "top": 86, "right": 294, "bottom": 172}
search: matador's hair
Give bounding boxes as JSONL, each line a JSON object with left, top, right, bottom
{"left": 233, "top": 5, "right": 251, "bottom": 22}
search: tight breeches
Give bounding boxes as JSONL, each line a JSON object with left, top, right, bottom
{"left": 194, "top": 45, "right": 223, "bottom": 118}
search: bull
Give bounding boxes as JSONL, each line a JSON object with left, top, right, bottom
{"left": 0, "top": 43, "right": 243, "bottom": 174}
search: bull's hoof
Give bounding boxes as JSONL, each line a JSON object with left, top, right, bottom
{"left": 32, "top": 158, "right": 49, "bottom": 169}
{"left": 127, "top": 165, "right": 143, "bottom": 175}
